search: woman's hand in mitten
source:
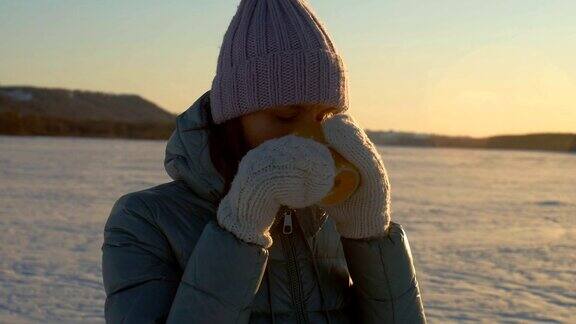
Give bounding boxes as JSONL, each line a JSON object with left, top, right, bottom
{"left": 217, "top": 134, "right": 336, "bottom": 248}
{"left": 317, "top": 113, "right": 391, "bottom": 239}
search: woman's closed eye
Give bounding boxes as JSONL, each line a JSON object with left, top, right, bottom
{"left": 275, "top": 109, "right": 301, "bottom": 122}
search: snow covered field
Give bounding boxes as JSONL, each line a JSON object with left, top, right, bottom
{"left": 0, "top": 135, "right": 574, "bottom": 323}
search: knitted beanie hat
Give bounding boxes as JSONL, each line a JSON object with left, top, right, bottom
{"left": 210, "top": 0, "right": 349, "bottom": 124}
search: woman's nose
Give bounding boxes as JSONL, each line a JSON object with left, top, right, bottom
{"left": 306, "top": 107, "right": 333, "bottom": 123}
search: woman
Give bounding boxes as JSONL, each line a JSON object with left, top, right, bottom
{"left": 101, "top": 0, "right": 426, "bottom": 323}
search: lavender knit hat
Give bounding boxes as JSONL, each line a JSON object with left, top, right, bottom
{"left": 210, "top": 0, "right": 349, "bottom": 124}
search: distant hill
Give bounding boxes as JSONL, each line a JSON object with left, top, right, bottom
{"left": 0, "top": 85, "right": 176, "bottom": 139}
{"left": 366, "top": 130, "right": 576, "bottom": 153}
{"left": 1, "top": 85, "right": 574, "bottom": 153}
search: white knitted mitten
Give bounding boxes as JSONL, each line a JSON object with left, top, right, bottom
{"left": 318, "top": 113, "right": 391, "bottom": 239}
{"left": 217, "top": 134, "right": 336, "bottom": 248}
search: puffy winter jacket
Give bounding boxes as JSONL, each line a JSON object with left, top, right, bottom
{"left": 101, "top": 91, "right": 427, "bottom": 323}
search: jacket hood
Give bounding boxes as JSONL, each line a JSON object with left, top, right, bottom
{"left": 164, "top": 90, "right": 225, "bottom": 206}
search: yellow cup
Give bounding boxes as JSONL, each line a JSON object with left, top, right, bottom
{"left": 292, "top": 122, "right": 361, "bottom": 206}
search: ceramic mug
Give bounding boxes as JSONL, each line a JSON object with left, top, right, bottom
{"left": 292, "top": 121, "right": 361, "bottom": 206}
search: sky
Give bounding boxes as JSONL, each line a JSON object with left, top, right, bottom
{"left": 1, "top": 0, "right": 575, "bottom": 137}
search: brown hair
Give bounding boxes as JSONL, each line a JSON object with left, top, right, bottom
{"left": 204, "top": 93, "right": 251, "bottom": 196}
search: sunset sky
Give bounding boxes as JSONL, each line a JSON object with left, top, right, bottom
{"left": 1, "top": 0, "right": 575, "bottom": 137}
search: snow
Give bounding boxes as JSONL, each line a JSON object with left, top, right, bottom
{"left": 0, "top": 135, "right": 574, "bottom": 323}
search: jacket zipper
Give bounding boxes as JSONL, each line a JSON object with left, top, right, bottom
{"left": 280, "top": 208, "right": 310, "bottom": 324}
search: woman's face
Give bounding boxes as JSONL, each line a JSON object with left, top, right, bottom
{"left": 240, "top": 103, "right": 338, "bottom": 149}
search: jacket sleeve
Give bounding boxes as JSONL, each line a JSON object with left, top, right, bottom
{"left": 340, "top": 221, "right": 427, "bottom": 324}
{"left": 101, "top": 193, "right": 269, "bottom": 324}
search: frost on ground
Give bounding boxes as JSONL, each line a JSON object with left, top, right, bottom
{"left": 0, "top": 135, "right": 574, "bottom": 323}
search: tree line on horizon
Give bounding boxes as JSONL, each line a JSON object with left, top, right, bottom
{"left": 366, "top": 130, "right": 576, "bottom": 153}
{"left": 0, "top": 111, "right": 174, "bottom": 140}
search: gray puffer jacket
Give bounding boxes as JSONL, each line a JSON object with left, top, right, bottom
{"left": 101, "top": 91, "right": 427, "bottom": 323}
